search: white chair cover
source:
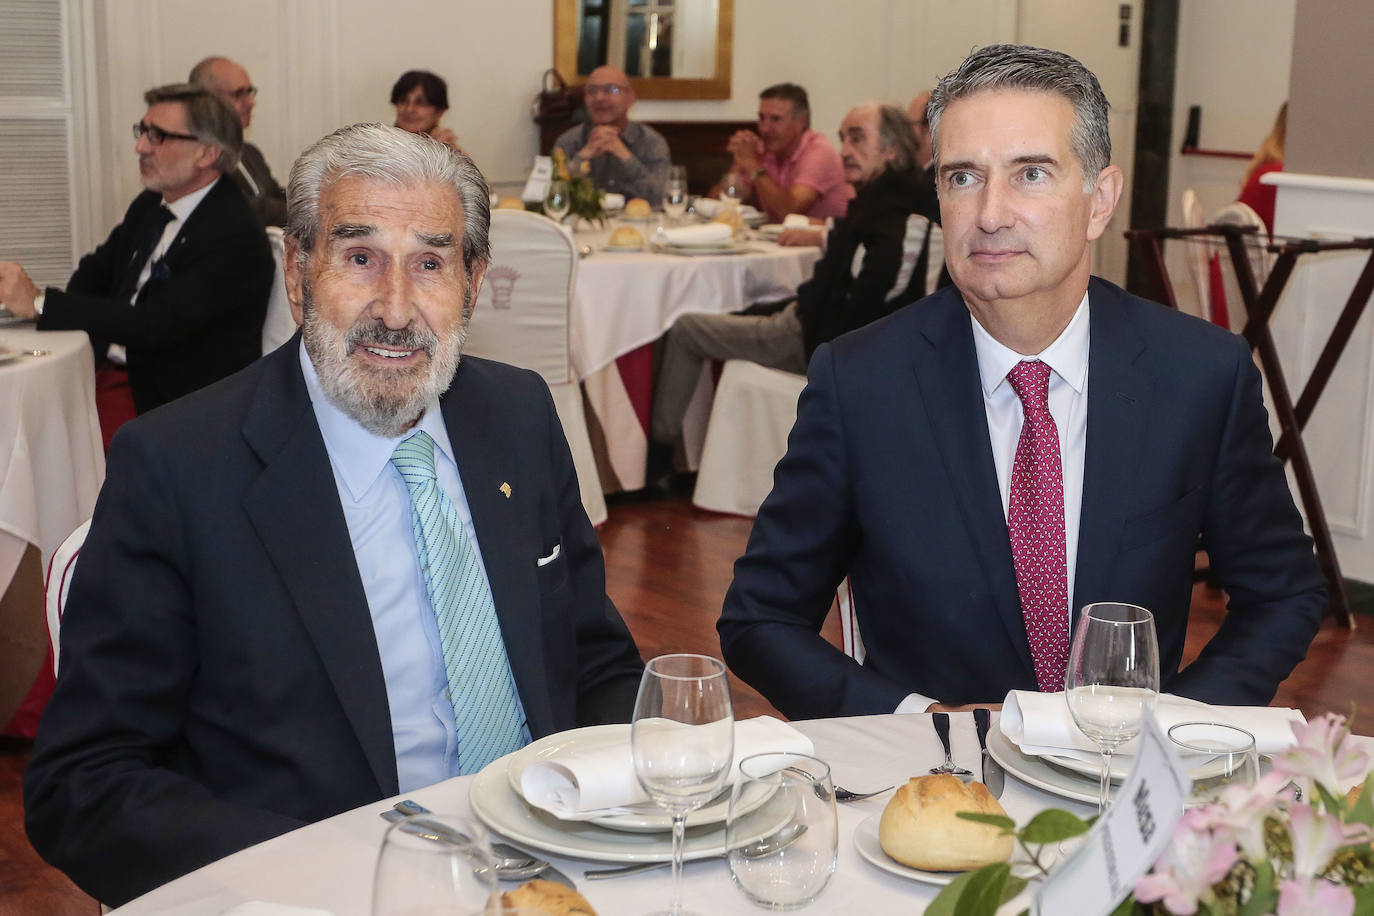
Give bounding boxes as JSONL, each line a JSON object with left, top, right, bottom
{"left": 43, "top": 518, "right": 89, "bottom": 675}
{"left": 1210, "top": 201, "right": 1273, "bottom": 329}
{"left": 464, "top": 210, "right": 606, "bottom": 525}
{"left": 849, "top": 214, "right": 945, "bottom": 302}
{"left": 261, "top": 227, "right": 297, "bottom": 355}
{"left": 1181, "top": 188, "right": 1212, "bottom": 321}
{"left": 833, "top": 576, "right": 866, "bottom": 663}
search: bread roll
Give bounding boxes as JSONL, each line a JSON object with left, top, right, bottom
{"left": 624, "top": 197, "right": 653, "bottom": 219}
{"left": 496, "top": 196, "right": 526, "bottom": 210}
{"left": 712, "top": 209, "right": 745, "bottom": 238}
{"left": 878, "top": 775, "right": 1014, "bottom": 871}
{"left": 606, "top": 226, "right": 645, "bottom": 249}
{"left": 500, "top": 879, "right": 598, "bottom": 915}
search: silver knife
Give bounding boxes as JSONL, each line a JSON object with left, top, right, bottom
{"left": 974, "top": 708, "right": 1005, "bottom": 798}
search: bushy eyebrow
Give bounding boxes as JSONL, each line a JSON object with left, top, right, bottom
{"left": 329, "top": 224, "right": 374, "bottom": 240}
{"left": 939, "top": 153, "right": 1060, "bottom": 178}
{"left": 416, "top": 231, "right": 455, "bottom": 248}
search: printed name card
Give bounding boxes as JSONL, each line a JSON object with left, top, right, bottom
{"left": 522, "top": 156, "right": 554, "bottom": 202}
{"left": 1033, "top": 714, "right": 1190, "bottom": 916}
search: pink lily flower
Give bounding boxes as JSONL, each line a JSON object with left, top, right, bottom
{"left": 1276, "top": 876, "right": 1355, "bottom": 916}
{"left": 1287, "top": 803, "right": 1373, "bottom": 879}
{"left": 1272, "top": 714, "right": 1370, "bottom": 800}
{"left": 1135, "top": 812, "right": 1238, "bottom": 915}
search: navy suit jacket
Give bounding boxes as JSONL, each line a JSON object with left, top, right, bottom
{"left": 718, "top": 278, "right": 1326, "bottom": 717}
{"left": 37, "top": 177, "right": 273, "bottom": 413}
{"left": 24, "top": 340, "right": 644, "bottom": 906}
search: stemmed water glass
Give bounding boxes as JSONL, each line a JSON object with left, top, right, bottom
{"left": 721, "top": 171, "right": 744, "bottom": 209}
{"left": 632, "top": 653, "right": 734, "bottom": 916}
{"left": 1065, "top": 602, "right": 1160, "bottom": 813}
{"left": 663, "top": 165, "right": 688, "bottom": 224}
{"left": 544, "top": 180, "right": 571, "bottom": 224}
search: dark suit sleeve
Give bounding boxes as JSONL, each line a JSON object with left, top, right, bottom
{"left": 1169, "top": 334, "right": 1327, "bottom": 704}
{"left": 236, "top": 144, "right": 289, "bottom": 227}
{"left": 717, "top": 344, "right": 916, "bottom": 718}
{"left": 23, "top": 426, "right": 305, "bottom": 907}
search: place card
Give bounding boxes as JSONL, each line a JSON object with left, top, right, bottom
{"left": 522, "top": 155, "right": 554, "bottom": 203}
{"left": 1032, "top": 713, "right": 1190, "bottom": 916}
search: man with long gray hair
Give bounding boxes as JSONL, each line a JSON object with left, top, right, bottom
{"left": 25, "top": 122, "right": 644, "bottom": 906}
{"left": 719, "top": 44, "right": 1324, "bottom": 718}
{"left": 0, "top": 82, "right": 273, "bottom": 415}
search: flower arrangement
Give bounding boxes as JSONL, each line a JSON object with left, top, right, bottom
{"left": 546, "top": 147, "right": 605, "bottom": 227}
{"left": 930, "top": 713, "right": 1374, "bottom": 916}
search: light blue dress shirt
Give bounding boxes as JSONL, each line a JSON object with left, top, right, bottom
{"left": 299, "top": 345, "right": 529, "bottom": 791}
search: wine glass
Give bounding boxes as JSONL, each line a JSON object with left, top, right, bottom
{"left": 721, "top": 171, "right": 744, "bottom": 209}
{"left": 632, "top": 653, "right": 734, "bottom": 916}
{"left": 1168, "top": 721, "right": 1260, "bottom": 805}
{"left": 663, "top": 166, "right": 688, "bottom": 224}
{"left": 544, "top": 180, "right": 571, "bottom": 224}
{"left": 372, "top": 814, "right": 497, "bottom": 915}
{"left": 1065, "top": 602, "right": 1160, "bottom": 813}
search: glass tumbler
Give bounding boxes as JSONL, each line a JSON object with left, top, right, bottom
{"left": 372, "top": 814, "right": 497, "bottom": 915}
{"left": 1167, "top": 721, "right": 1260, "bottom": 805}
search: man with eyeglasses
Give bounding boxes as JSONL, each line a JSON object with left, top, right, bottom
{"left": 552, "top": 65, "right": 670, "bottom": 202}
{"left": 0, "top": 83, "right": 273, "bottom": 416}
{"left": 191, "top": 56, "right": 288, "bottom": 227}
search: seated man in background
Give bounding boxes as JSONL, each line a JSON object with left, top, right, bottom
{"left": 24, "top": 123, "right": 644, "bottom": 906}
{"left": 190, "top": 55, "right": 289, "bottom": 226}
{"left": 717, "top": 44, "right": 1325, "bottom": 718}
{"left": 720, "top": 82, "right": 853, "bottom": 223}
{"left": 651, "top": 103, "right": 927, "bottom": 454}
{"left": 0, "top": 82, "right": 273, "bottom": 415}
{"left": 554, "top": 65, "right": 669, "bottom": 203}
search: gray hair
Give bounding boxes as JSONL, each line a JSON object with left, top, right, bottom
{"left": 143, "top": 82, "right": 242, "bottom": 172}
{"left": 872, "top": 103, "right": 920, "bottom": 174}
{"left": 286, "top": 123, "right": 491, "bottom": 277}
{"left": 928, "top": 44, "right": 1111, "bottom": 191}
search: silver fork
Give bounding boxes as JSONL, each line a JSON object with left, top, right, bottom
{"left": 785, "top": 765, "right": 890, "bottom": 802}
{"left": 930, "top": 712, "right": 973, "bottom": 780}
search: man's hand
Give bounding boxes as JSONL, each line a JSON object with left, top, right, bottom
{"left": 579, "top": 125, "right": 631, "bottom": 162}
{"left": 0, "top": 262, "right": 40, "bottom": 318}
{"left": 777, "top": 228, "right": 824, "bottom": 248}
{"left": 726, "top": 129, "right": 763, "bottom": 172}
{"left": 928, "top": 702, "right": 1003, "bottom": 713}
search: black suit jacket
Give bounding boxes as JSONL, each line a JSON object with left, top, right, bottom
{"left": 24, "top": 341, "right": 644, "bottom": 906}
{"left": 38, "top": 177, "right": 273, "bottom": 413}
{"left": 718, "top": 279, "right": 1326, "bottom": 717}
{"left": 232, "top": 142, "right": 289, "bottom": 227}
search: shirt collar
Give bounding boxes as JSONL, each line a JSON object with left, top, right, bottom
{"left": 970, "top": 289, "right": 1090, "bottom": 397}
{"left": 298, "top": 341, "right": 453, "bottom": 502}
{"left": 162, "top": 176, "right": 219, "bottom": 223}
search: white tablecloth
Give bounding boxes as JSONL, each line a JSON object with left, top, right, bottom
{"left": 0, "top": 328, "right": 104, "bottom": 593}
{"left": 108, "top": 713, "right": 1093, "bottom": 915}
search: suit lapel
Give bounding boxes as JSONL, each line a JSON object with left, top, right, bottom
{"left": 1072, "top": 280, "right": 1153, "bottom": 622}
{"left": 439, "top": 363, "right": 554, "bottom": 737}
{"left": 240, "top": 344, "right": 399, "bottom": 796}
{"left": 909, "top": 294, "right": 1037, "bottom": 683}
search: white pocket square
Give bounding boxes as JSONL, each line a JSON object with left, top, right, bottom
{"left": 537, "top": 543, "right": 561, "bottom": 567}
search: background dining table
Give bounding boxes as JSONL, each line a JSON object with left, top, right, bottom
{"left": 107, "top": 712, "right": 1098, "bottom": 915}
{"left": 0, "top": 326, "right": 104, "bottom": 735}
{"left": 571, "top": 222, "right": 821, "bottom": 492}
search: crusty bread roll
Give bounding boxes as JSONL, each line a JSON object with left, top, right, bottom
{"left": 712, "top": 209, "right": 745, "bottom": 238}
{"left": 501, "top": 878, "right": 598, "bottom": 915}
{"left": 878, "top": 775, "right": 1014, "bottom": 871}
{"left": 606, "top": 226, "right": 645, "bottom": 249}
{"left": 624, "top": 197, "right": 653, "bottom": 219}
{"left": 496, "top": 196, "right": 526, "bottom": 210}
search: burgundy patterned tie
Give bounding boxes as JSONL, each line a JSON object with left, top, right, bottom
{"left": 1006, "top": 360, "right": 1069, "bottom": 691}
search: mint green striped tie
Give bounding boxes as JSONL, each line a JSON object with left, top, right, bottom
{"left": 391, "top": 431, "right": 526, "bottom": 774}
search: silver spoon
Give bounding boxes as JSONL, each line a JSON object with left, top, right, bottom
{"left": 583, "top": 821, "right": 809, "bottom": 880}
{"left": 383, "top": 802, "right": 576, "bottom": 888}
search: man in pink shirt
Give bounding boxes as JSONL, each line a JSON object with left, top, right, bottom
{"left": 723, "top": 83, "right": 854, "bottom": 223}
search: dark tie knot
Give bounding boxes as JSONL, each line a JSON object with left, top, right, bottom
{"left": 1007, "top": 360, "right": 1052, "bottom": 413}
{"left": 390, "top": 430, "right": 439, "bottom": 485}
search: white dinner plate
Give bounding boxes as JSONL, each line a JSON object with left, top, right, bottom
{"left": 852, "top": 813, "right": 1048, "bottom": 886}
{"left": 986, "top": 721, "right": 1116, "bottom": 805}
{"left": 598, "top": 245, "right": 645, "bottom": 254}
{"left": 756, "top": 224, "right": 785, "bottom": 239}
{"left": 0, "top": 343, "right": 17, "bottom": 364}
{"left": 654, "top": 242, "right": 751, "bottom": 257}
{"left": 505, "top": 724, "right": 770, "bottom": 833}
{"left": 469, "top": 748, "right": 781, "bottom": 863}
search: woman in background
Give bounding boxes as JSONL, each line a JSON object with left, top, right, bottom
{"left": 390, "top": 69, "right": 462, "bottom": 152}
{"left": 1237, "top": 101, "right": 1286, "bottom": 233}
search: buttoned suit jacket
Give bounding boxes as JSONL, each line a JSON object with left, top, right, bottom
{"left": 37, "top": 177, "right": 273, "bottom": 414}
{"left": 718, "top": 278, "right": 1326, "bottom": 717}
{"left": 24, "top": 339, "right": 644, "bottom": 906}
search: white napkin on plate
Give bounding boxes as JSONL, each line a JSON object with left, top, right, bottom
{"left": 1000, "top": 690, "right": 1305, "bottom": 763}
{"left": 782, "top": 213, "right": 811, "bottom": 228}
{"left": 659, "top": 223, "right": 733, "bottom": 247}
{"left": 520, "top": 715, "right": 813, "bottom": 819}
{"left": 693, "top": 197, "right": 723, "bottom": 218}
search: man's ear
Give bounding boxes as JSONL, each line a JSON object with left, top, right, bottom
{"left": 198, "top": 144, "right": 223, "bottom": 171}
{"left": 1085, "top": 164, "right": 1124, "bottom": 242}
{"left": 284, "top": 236, "right": 305, "bottom": 325}
{"left": 463, "top": 260, "right": 488, "bottom": 320}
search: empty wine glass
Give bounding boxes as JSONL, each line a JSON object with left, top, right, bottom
{"left": 544, "top": 180, "right": 571, "bottom": 224}
{"left": 721, "top": 171, "right": 744, "bottom": 209}
{"left": 1065, "top": 602, "right": 1160, "bottom": 813}
{"left": 663, "top": 165, "right": 688, "bottom": 224}
{"left": 632, "top": 653, "right": 734, "bottom": 916}
{"left": 372, "top": 814, "right": 497, "bottom": 915}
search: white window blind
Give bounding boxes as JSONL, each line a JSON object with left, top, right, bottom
{"left": 0, "top": 0, "right": 75, "bottom": 291}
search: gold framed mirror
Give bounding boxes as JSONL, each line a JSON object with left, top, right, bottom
{"left": 553, "top": 0, "right": 733, "bottom": 100}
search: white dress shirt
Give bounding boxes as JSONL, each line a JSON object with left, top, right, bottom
{"left": 299, "top": 345, "right": 529, "bottom": 791}
{"left": 896, "top": 291, "right": 1090, "bottom": 712}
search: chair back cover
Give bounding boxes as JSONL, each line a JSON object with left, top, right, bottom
{"left": 43, "top": 518, "right": 90, "bottom": 675}
{"left": 1181, "top": 189, "right": 1212, "bottom": 321}
{"left": 261, "top": 227, "right": 297, "bottom": 355}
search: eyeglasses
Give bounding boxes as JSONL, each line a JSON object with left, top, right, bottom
{"left": 133, "top": 121, "right": 200, "bottom": 145}
{"left": 584, "top": 84, "right": 625, "bottom": 97}
{"left": 226, "top": 85, "right": 257, "bottom": 101}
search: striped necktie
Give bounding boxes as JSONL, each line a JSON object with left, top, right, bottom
{"left": 390, "top": 430, "right": 526, "bottom": 773}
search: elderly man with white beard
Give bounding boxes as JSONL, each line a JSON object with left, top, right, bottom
{"left": 24, "top": 123, "right": 645, "bottom": 908}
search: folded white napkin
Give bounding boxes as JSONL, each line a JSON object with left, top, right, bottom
{"left": 782, "top": 213, "right": 811, "bottom": 228}
{"left": 693, "top": 197, "right": 723, "bottom": 218}
{"left": 520, "top": 716, "right": 813, "bottom": 819}
{"left": 1001, "top": 690, "right": 1305, "bottom": 763}
{"left": 221, "top": 904, "right": 333, "bottom": 916}
{"left": 660, "top": 223, "right": 733, "bottom": 247}
{"left": 603, "top": 192, "right": 626, "bottom": 211}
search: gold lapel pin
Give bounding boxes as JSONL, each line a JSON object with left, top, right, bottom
{"left": 499, "top": 482, "right": 512, "bottom": 499}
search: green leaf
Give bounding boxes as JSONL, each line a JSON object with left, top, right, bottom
{"left": 957, "top": 811, "right": 1017, "bottom": 832}
{"left": 925, "top": 865, "right": 1010, "bottom": 916}
{"left": 1350, "top": 772, "right": 1374, "bottom": 828}
{"left": 1001, "top": 875, "right": 1029, "bottom": 903}
{"left": 1238, "top": 859, "right": 1277, "bottom": 916}
{"left": 1315, "top": 781, "right": 1345, "bottom": 816}
{"left": 1019, "top": 809, "right": 1094, "bottom": 845}
{"left": 1108, "top": 897, "right": 1136, "bottom": 916}
{"left": 1352, "top": 884, "right": 1374, "bottom": 916}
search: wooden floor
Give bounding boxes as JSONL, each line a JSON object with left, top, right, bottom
{"left": 2, "top": 492, "right": 1370, "bottom": 914}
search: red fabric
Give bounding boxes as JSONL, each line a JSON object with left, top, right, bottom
{"left": 1006, "top": 361, "right": 1069, "bottom": 692}
{"left": 95, "top": 364, "right": 137, "bottom": 452}
{"left": 1237, "top": 162, "right": 1281, "bottom": 235}
{"left": 2, "top": 649, "right": 55, "bottom": 738}
{"left": 1208, "top": 253, "right": 1230, "bottom": 330}
{"left": 616, "top": 344, "right": 654, "bottom": 432}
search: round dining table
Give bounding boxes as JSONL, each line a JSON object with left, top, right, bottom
{"left": 570, "top": 222, "right": 821, "bottom": 492}
{"left": 108, "top": 712, "right": 1095, "bottom": 915}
